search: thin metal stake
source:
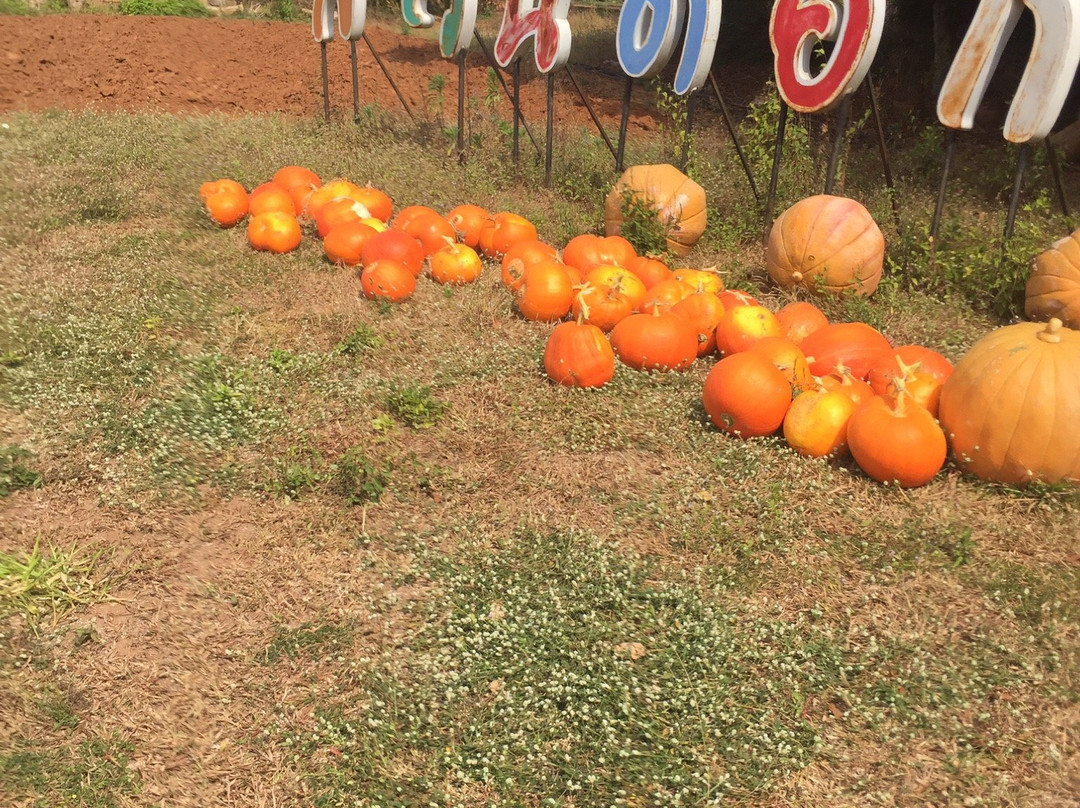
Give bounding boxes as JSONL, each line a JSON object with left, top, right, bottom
{"left": 1004, "top": 143, "right": 1031, "bottom": 243}
{"left": 544, "top": 72, "right": 555, "bottom": 188}
{"left": 708, "top": 71, "right": 759, "bottom": 203}
{"left": 616, "top": 77, "right": 633, "bottom": 173}
{"left": 764, "top": 100, "right": 789, "bottom": 242}
{"left": 320, "top": 41, "right": 330, "bottom": 123}
{"left": 824, "top": 95, "right": 852, "bottom": 195}
{"left": 362, "top": 32, "right": 414, "bottom": 120}
{"left": 350, "top": 40, "right": 360, "bottom": 121}
{"left": 457, "top": 49, "right": 466, "bottom": 165}
{"left": 679, "top": 90, "right": 697, "bottom": 171}
{"left": 930, "top": 128, "right": 957, "bottom": 268}
{"left": 471, "top": 32, "right": 541, "bottom": 161}
{"left": 867, "top": 76, "right": 902, "bottom": 235}
{"left": 1046, "top": 139, "right": 1071, "bottom": 220}
{"left": 564, "top": 65, "right": 618, "bottom": 161}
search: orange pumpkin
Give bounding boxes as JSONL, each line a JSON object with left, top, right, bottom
{"left": 501, "top": 240, "right": 559, "bottom": 291}
{"left": 672, "top": 267, "right": 724, "bottom": 294}
{"left": 867, "top": 345, "right": 954, "bottom": 394}
{"left": 572, "top": 284, "right": 635, "bottom": 332}
{"left": 360, "top": 230, "right": 425, "bottom": 276}
{"left": 626, "top": 255, "right": 673, "bottom": 289}
{"left": 352, "top": 185, "right": 393, "bottom": 223}
{"left": 400, "top": 211, "right": 457, "bottom": 256}
{"left": 1025, "top": 228, "right": 1080, "bottom": 328}
{"left": 775, "top": 301, "right": 829, "bottom": 344}
{"left": 515, "top": 260, "right": 575, "bottom": 322}
{"left": 446, "top": 204, "right": 494, "bottom": 248}
{"left": 430, "top": 242, "right": 483, "bottom": 285}
{"left": 604, "top": 164, "right": 707, "bottom": 257}
{"left": 323, "top": 221, "right": 379, "bottom": 266}
{"left": 360, "top": 259, "right": 416, "bottom": 302}
{"left": 585, "top": 265, "right": 647, "bottom": 312}
{"left": 847, "top": 389, "right": 947, "bottom": 487}
{"left": 783, "top": 387, "right": 857, "bottom": 458}
{"left": 800, "top": 322, "right": 892, "bottom": 380}
{"left": 670, "top": 288, "right": 726, "bottom": 357}
{"left": 938, "top": 318, "right": 1080, "bottom": 485}
{"left": 713, "top": 304, "right": 784, "bottom": 356}
{"left": 247, "top": 211, "right": 301, "bottom": 253}
{"left": 703, "top": 351, "right": 792, "bottom": 438}
{"left": 248, "top": 186, "right": 297, "bottom": 218}
{"left": 199, "top": 179, "right": 249, "bottom": 228}
{"left": 562, "top": 234, "right": 636, "bottom": 273}
{"left": 487, "top": 212, "right": 539, "bottom": 258}
{"left": 544, "top": 319, "right": 616, "bottom": 388}
{"left": 273, "top": 165, "right": 322, "bottom": 194}
{"left": 609, "top": 307, "right": 698, "bottom": 371}
{"left": 767, "top": 195, "right": 885, "bottom": 297}
{"left": 315, "top": 197, "right": 371, "bottom": 238}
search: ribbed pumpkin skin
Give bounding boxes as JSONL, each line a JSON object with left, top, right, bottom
{"left": 604, "top": 164, "right": 707, "bottom": 257}
{"left": 1026, "top": 229, "right": 1080, "bottom": 328}
{"left": 767, "top": 195, "right": 884, "bottom": 297}
{"left": 938, "top": 319, "right": 1080, "bottom": 485}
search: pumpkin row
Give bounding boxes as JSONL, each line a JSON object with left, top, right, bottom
{"left": 198, "top": 169, "right": 1079, "bottom": 489}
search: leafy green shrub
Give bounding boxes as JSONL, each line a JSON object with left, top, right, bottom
{"left": 333, "top": 324, "right": 384, "bottom": 357}
{"left": 262, "top": 0, "right": 305, "bottom": 22}
{"left": 119, "top": 0, "right": 211, "bottom": 18}
{"left": 617, "top": 187, "right": 671, "bottom": 258}
{"left": 331, "top": 447, "right": 390, "bottom": 506}
{"left": 386, "top": 384, "right": 447, "bottom": 429}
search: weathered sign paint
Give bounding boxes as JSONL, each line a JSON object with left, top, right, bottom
{"left": 494, "top": 0, "right": 573, "bottom": 73}
{"left": 937, "top": 0, "right": 1080, "bottom": 142}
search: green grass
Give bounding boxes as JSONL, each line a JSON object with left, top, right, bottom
{"left": 0, "top": 735, "right": 140, "bottom": 808}
{"left": 0, "top": 539, "right": 110, "bottom": 631}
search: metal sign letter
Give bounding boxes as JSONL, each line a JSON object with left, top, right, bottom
{"left": 312, "top": 0, "right": 367, "bottom": 41}
{"left": 402, "top": 0, "right": 478, "bottom": 58}
{"left": 937, "top": 0, "right": 1080, "bottom": 142}
{"left": 616, "top": 0, "right": 722, "bottom": 95}
{"left": 769, "top": 0, "right": 885, "bottom": 113}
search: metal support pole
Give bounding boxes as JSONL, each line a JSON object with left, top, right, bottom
{"left": 350, "top": 40, "right": 360, "bottom": 121}
{"left": 616, "top": 77, "right": 633, "bottom": 173}
{"left": 564, "top": 65, "right": 618, "bottom": 162}
{"left": 457, "top": 49, "right": 466, "bottom": 165}
{"left": 866, "top": 76, "right": 902, "bottom": 235}
{"left": 513, "top": 58, "right": 522, "bottom": 164}
{"left": 679, "top": 90, "right": 697, "bottom": 171}
{"left": 708, "top": 71, "right": 759, "bottom": 203}
{"left": 1004, "top": 143, "right": 1031, "bottom": 243}
{"left": 930, "top": 128, "right": 957, "bottom": 267}
{"left": 824, "top": 95, "right": 852, "bottom": 195}
{"left": 930, "top": 129, "right": 957, "bottom": 242}
{"left": 362, "top": 32, "right": 414, "bottom": 120}
{"left": 1046, "top": 139, "right": 1072, "bottom": 220}
{"left": 320, "top": 41, "right": 330, "bottom": 123}
{"left": 544, "top": 72, "right": 555, "bottom": 188}
{"left": 764, "top": 100, "right": 789, "bottom": 242}
{"left": 471, "top": 32, "right": 541, "bottom": 162}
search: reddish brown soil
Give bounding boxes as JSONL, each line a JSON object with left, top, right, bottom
{"left": 0, "top": 14, "right": 685, "bottom": 134}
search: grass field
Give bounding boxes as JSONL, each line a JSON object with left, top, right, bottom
{"left": 1, "top": 100, "right": 1078, "bottom": 808}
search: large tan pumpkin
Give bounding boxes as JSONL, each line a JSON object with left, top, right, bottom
{"left": 604, "top": 164, "right": 706, "bottom": 257}
{"left": 1026, "top": 228, "right": 1080, "bottom": 328}
{"left": 766, "top": 195, "right": 884, "bottom": 297}
{"left": 938, "top": 318, "right": 1080, "bottom": 486}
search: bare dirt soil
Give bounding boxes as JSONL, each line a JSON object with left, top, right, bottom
{"left": 0, "top": 13, "right": 693, "bottom": 134}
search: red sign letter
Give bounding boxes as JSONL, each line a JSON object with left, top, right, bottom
{"left": 770, "top": 0, "right": 885, "bottom": 113}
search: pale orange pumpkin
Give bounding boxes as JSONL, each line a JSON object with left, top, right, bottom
{"left": 604, "top": 164, "right": 707, "bottom": 257}
{"left": 767, "top": 195, "right": 884, "bottom": 297}
{"left": 938, "top": 318, "right": 1080, "bottom": 485}
{"left": 1026, "top": 228, "right": 1080, "bottom": 328}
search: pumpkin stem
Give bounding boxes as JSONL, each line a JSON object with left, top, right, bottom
{"left": 890, "top": 374, "right": 911, "bottom": 417}
{"left": 894, "top": 355, "right": 922, "bottom": 379}
{"left": 574, "top": 284, "right": 594, "bottom": 324}
{"left": 1038, "top": 317, "right": 1064, "bottom": 344}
